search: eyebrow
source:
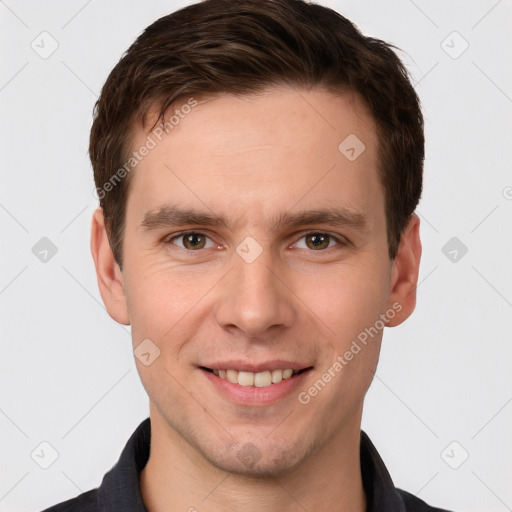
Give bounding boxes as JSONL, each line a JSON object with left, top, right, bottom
{"left": 140, "top": 205, "right": 369, "bottom": 232}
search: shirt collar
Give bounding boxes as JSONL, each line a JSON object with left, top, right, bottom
{"left": 97, "top": 418, "right": 405, "bottom": 512}
{"left": 99, "top": 418, "right": 151, "bottom": 512}
{"left": 360, "top": 430, "right": 406, "bottom": 512}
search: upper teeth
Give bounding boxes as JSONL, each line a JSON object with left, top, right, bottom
{"left": 212, "top": 368, "right": 296, "bottom": 387}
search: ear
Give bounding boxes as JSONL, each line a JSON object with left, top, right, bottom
{"left": 385, "top": 213, "right": 422, "bottom": 327}
{"left": 90, "top": 208, "right": 130, "bottom": 325}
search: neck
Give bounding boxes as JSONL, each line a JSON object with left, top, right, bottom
{"left": 140, "top": 406, "right": 366, "bottom": 512}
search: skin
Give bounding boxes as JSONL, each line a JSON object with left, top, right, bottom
{"left": 91, "top": 86, "right": 421, "bottom": 512}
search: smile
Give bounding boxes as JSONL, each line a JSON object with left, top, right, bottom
{"left": 201, "top": 367, "right": 309, "bottom": 387}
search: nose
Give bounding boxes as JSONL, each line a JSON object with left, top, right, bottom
{"left": 212, "top": 245, "right": 297, "bottom": 339}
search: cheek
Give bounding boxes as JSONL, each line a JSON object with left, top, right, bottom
{"left": 301, "top": 257, "right": 391, "bottom": 337}
{"left": 301, "top": 257, "right": 390, "bottom": 398}
{"left": 123, "top": 258, "right": 219, "bottom": 351}
{"left": 306, "top": 266, "right": 389, "bottom": 414}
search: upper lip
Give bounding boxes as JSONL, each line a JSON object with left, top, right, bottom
{"left": 200, "top": 360, "right": 313, "bottom": 373}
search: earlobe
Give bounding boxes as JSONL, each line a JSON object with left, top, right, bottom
{"left": 90, "top": 208, "right": 130, "bottom": 325}
{"left": 386, "top": 214, "right": 422, "bottom": 327}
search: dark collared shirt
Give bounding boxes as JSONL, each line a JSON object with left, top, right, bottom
{"left": 41, "top": 418, "right": 452, "bottom": 512}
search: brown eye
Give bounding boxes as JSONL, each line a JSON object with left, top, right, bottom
{"left": 168, "top": 232, "right": 216, "bottom": 250}
{"left": 305, "top": 233, "right": 331, "bottom": 250}
{"left": 293, "top": 232, "right": 344, "bottom": 251}
{"left": 182, "top": 233, "right": 206, "bottom": 250}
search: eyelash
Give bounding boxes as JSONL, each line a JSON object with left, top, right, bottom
{"left": 164, "top": 230, "right": 348, "bottom": 252}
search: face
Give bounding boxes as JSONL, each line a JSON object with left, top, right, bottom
{"left": 93, "top": 86, "right": 420, "bottom": 477}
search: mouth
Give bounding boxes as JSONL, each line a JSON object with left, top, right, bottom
{"left": 200, "top": 366, "right": 312, "bottom": 388}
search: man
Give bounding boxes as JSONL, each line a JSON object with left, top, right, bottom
{"left": 42, "top": 0, "right": 453, "bottom": 510}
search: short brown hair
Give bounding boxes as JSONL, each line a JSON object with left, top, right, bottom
{"left": 90, "top": 0, "right": 424, "bottom": 266}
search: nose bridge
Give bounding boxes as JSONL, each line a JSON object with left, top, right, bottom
{"left": 213, "top": 243, "right": 295, "bottom": 337}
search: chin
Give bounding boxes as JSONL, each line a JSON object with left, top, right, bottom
{"left": 199, "top": 435, "right": 318, "bottom": 479}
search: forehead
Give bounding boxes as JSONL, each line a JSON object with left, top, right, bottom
{"left": 126, "top": 86, "right": 383, "bottom": 229}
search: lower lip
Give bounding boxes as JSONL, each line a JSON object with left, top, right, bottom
{"left": 200, "top": 368, "right": 313, "bottom": 406}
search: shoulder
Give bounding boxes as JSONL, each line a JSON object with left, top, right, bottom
{"left": 39, "top": 489, "right": 99, "bottom": 512}
{"left": 398, "top": 489, "right": 454, "bottom": 512}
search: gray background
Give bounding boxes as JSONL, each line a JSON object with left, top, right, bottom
{"left": 1, "top": 1, "right": 511, "bottom": 511}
